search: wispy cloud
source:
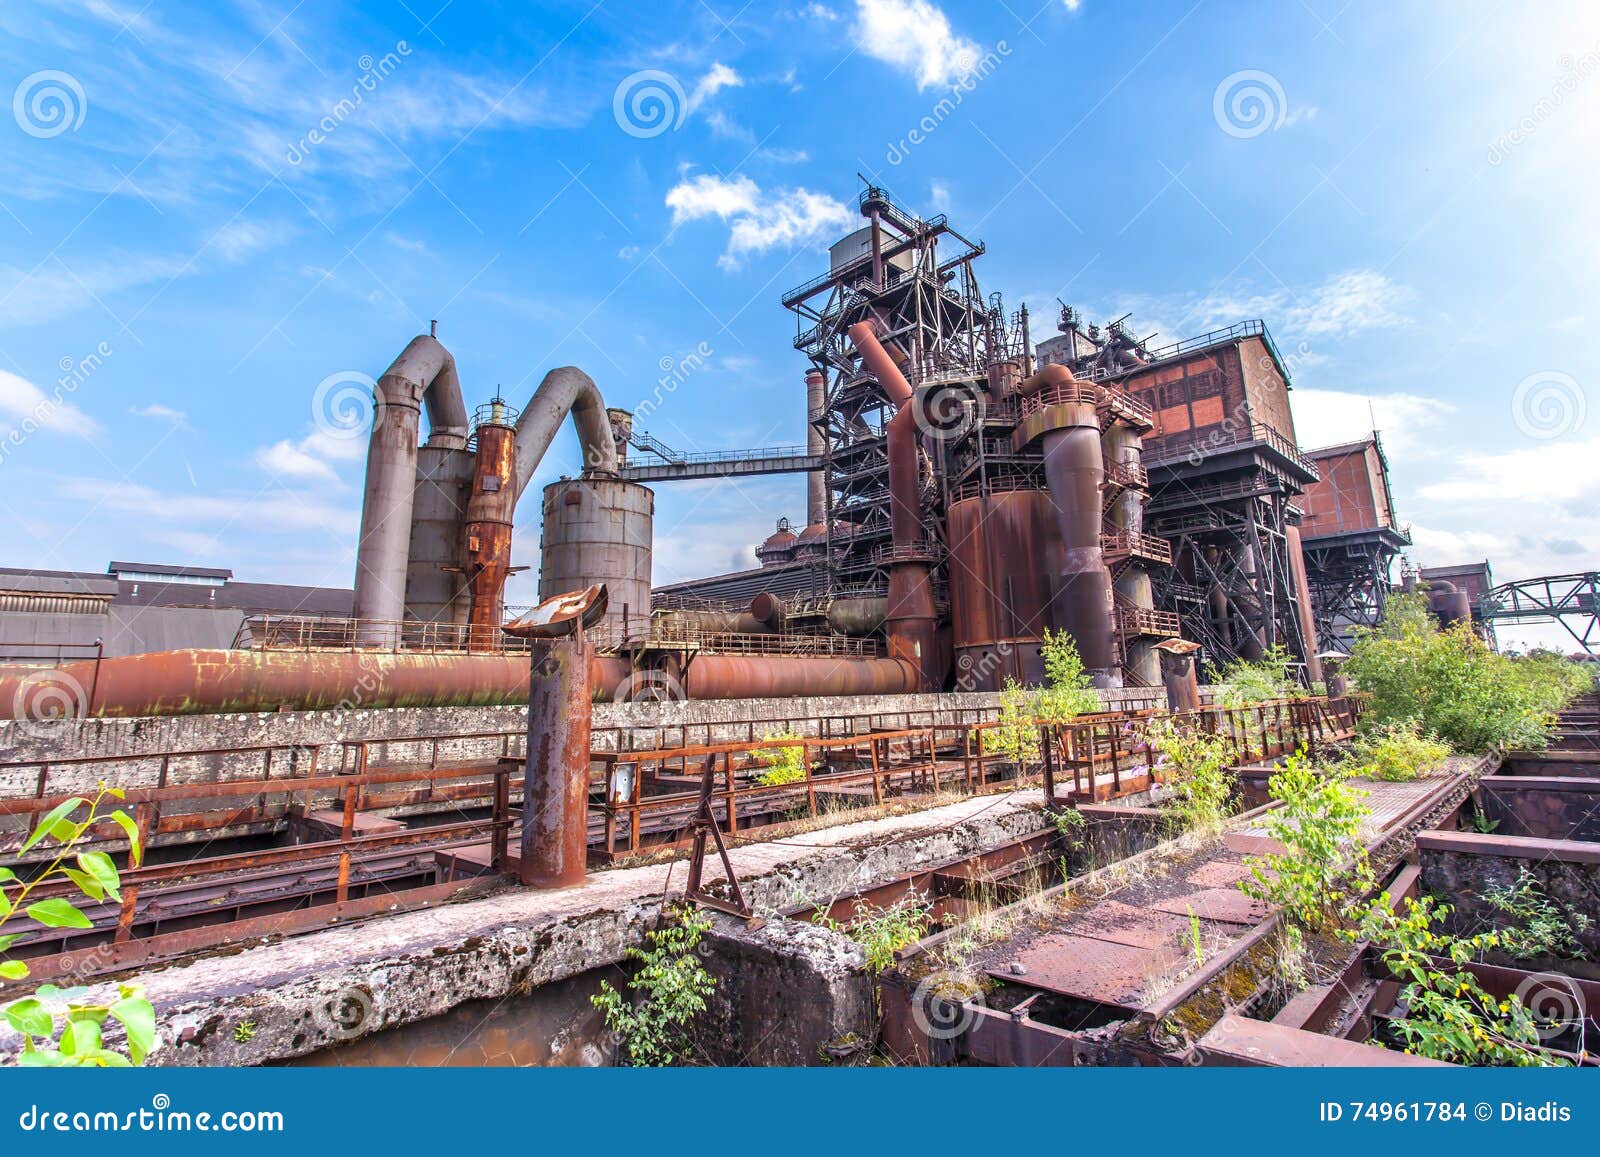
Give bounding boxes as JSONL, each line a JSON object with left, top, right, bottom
{"left": 666, "top": 173, "right": 853, "bottom": 269}
{"left": 0, "top": 370, "right": 100, "bottom": 438}
{"left": 851, "top": 0, "right": 983, "bottom": 90}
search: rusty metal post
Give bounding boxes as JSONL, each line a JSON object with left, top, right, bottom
{"left": 505, "top": 585, "right": 608, "bottom": 890}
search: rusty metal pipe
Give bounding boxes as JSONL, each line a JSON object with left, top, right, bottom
{"left": 805, "top": 368, "right": 827, "bottom": 526}
{"left": 512, "top": 367, "right": 618, "bottom": 497}
{"left": 1018, "top": 364, "right": 1118, "bottom": 686}
{"left": 464, "top": 412, "right": 518, "bottom": 651}
{"left": 1284, "top": 524, "right": 1323, "bottom": 683}
{"left": 847, "top": 321, "right": 941, "bottom": 691}
{"left": 353, "top": 334, "right": 470, "bottom": 635}
{"left": 683, "top": 655, "right": 917, "bottom": 700}
{"left": 521, "top": 631, "right": 592, "bottom": 887}
{"left": 0, "top": 649, "right": 635, "bottom": 718}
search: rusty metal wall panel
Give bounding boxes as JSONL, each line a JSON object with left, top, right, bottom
{"left": 947, "top": 492, "right": 1057, "bottom": 689}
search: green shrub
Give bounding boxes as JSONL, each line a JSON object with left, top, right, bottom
{"left": 592, "top": 905, "right": 716, "bottom": 1066}
{"left": 1339, "top": 719, "right": 1452, "bottom": 782}
{"left": 1355, "top": 894, "right": 1563, "bottom": 1066}
{"left": 1484, "top": 868, "right": 1591, "bottom": 961}
{"left": 1239, "top": 750, "right": 1372, "bottom": 932}
{"left": 818, "top": 893, "right": 933, "bottom": 974}
{"left": 754, "top": 729, "right": 807, "bottom": 786}
{"left": 1213, "top": 645, "right": 1303, "bottom": 708}
{"left": 1035, "top": 629, "right": 1101, "bottom": 720}
{"left": 2, "top": 786, "right": 156, "bottom": 1067}
{"left": 1344, "top": 594, "right": 1589, "bottom": 752}
{"left": 1151, "top": 722, "right": 1238, "bottom": 837}
{"left": 983, "top": 678, "right": 1042, "bottom": 765}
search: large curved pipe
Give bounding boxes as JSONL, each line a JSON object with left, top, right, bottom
{"left": 1016, "top": 364, "right": 1119, "bottom": 686}
{"left": 0, "top": 651, "right": 633, "bottom": 718}
{"left": 512, "top": 367, "right": 618, "bottom": 499}
{"left": 353, "top": 335, "right": 471, "bottom": 629}
{"left": 682, "top": 655, "right": 917, "bottom": 700}
{"left": 847, "top": 321, "right": 941, "bottom": 691}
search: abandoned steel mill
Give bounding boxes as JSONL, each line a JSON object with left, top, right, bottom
{"left": 1, "top": 185, "right": 1595, "bottom": 1069}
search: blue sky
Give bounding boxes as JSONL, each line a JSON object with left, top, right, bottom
{"left": 0, "top": 0, "right": 1594, "bottom": 649}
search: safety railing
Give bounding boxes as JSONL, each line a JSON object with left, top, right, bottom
{"left": 1101, "top": 531, "right": 1174, "bottom": 565}
{"left": 234, "top": 615, "right": 535, "bottom": 654}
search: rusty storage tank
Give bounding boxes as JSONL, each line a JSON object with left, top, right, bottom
{"left": 792, "top": 521, "right": 829, "bottom": 562}
{"left": 755, "top": 518, "right": 798, "bottom": 566}
{"left": 404, "top": 443, "right": 475, "bottom": 626}
{"left": 538, "top": 477, "right": 654, "bottom": 642}
{"left": 946, "top": 488, "right": 1059, "bottom": 690}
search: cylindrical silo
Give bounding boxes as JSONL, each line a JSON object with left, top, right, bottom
{"left": 946, "top": 489, "right": 1058, "bottom": 691}
{"left": 538, "top": 478, "right": 653, "bottom": 642}
{"left": 405, "top": 444, "right": 474, "bottom": 627}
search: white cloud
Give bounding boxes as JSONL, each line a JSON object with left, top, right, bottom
{"left": 130, "top": 402, "right": 188, "bottom": 426}
{"left": 1290, "top": 388, "right": 1453, "bottom": 456}
{"left": 852, "top": 0, "right": 983, "bottom": 90}
{"left": 62, "top": 477, "right": 356, "bottom": 537}
{"left": 1406, "top": 522, "right": 1505, "bottom": 564}
{"left": 687, "top": 63, "right": 743, "bottom": 113}
{"left": 1418, "top": 436, "right": 1600, "bottom": 504}
{"left": 0, "top": 370, "right": 100, "bottom": 438}
{"left": 929, "top": 179, "right": 952, "bottom": 212}
{"left": 666, "top": 174, "right": 853, "bottom": 269}
{"left": 255, "top": 424, "right": 366, "bottom": 484}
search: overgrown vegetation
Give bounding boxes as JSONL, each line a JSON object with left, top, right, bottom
{"left": 1336, "top": 719, "right": 1452, "bottom": 782}
{"left": 1212, "top": 645, "right": 1303, "bottom": 708}
{"left": 1, "top": 786, "right": 155, "bottom": 1067}
{"left": 753, "top": 729, "right": 808, "bottom": 786}
{"left": 983, "top": 678, "right": 1042, "bottom": 765}
{"left": 592, "top": 905, "right": 716, "bottom": 1067}
{"left": 982, "top": 631, "right": 1100, "bottom": 764}
{"left": 1240, "top": 750, "right": 1373, "bottom": 932}
{"left": 1150, "top": 723, "right": 1238, "bottom": 837}
{"left": 817, "top": 893, "right": 933, "bottom": 974}
{"left": 1483, "top": 869, "right": 1591, "bottom": 961}
{"left": 1344, "top": 592, "right": 1590, "bottom": 752}
{"left": 1355, "top": 895, "right": 1564, "bottom": 1066}
{"left": 1034, "top": 629, "right": 1101, "bottom": 720}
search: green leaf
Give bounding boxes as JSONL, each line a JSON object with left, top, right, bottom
{"left": 17, "top": 1049, "right": 63, "bottom": 1067}
{"left": 25, "top": 897, "right": 92, "bottom": 929}
{"left": 60, "top": 1017, "right": 101, "bottom": 1056}
{"left": 0, "top": 961, "right": 28, "bottom": 980}
{"left": 0, "top": 890, "right": 10, "bottom": 921}
{"left": 61, "top": 869, "right": 104, "bottom": 903}
{"left": 109, "top": 995, "right": 155, "bottom": 1064}
{"left": 0, "top": 867, "right": 15, "bottom": 882}
{"left": 21, "top": 797, "right": 87, "bottom": 855}
{"left": 5, "top": 997, "right": 53, "bottom": 1037}
{"left": 110, "top": 810, "right": 143, "bottom": 866}
{"left": 77, "top": 851, "right": 121, "bottom": 900}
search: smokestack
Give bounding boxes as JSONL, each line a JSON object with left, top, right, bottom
{"left": 805, "top": 368, "right": 827, "bottom": 527}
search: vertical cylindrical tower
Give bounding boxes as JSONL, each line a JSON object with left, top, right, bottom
{"left": 405, "top": 444, "right": 475, "bottom": 627}
{"left": 1103, "top": 421, "right": 1159, "bottom": 687}
{"left": 464, "top": 401, "right": 519, "bottom": 651}
{"left": 538, "top": 478, "right": 654, "bottom": 642}
{"left": 805, "top": 369, "right": 827, "bottom": 528}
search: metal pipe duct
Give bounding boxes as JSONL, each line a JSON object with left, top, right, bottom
{"left": 654, "top": 610, "right": 774, "bottom": 636}
{"left": 847, "top": 321, "right": 942, "bottom": 691}
{"left": 1284, "top": 524, "right": 1323, "bottom": 683}
{"left": 512, "top": 367, "right": 618, "bottom": 498}
{"left": 805, "top": 368, "right": 827, "bottom": 527}
{"left": 0, "top": 649, "right": 633, "bottom": 718}
{"left": 826, "top": 597, "right": 888, "bottom": 636}
{"left": 353, "top": 334, "right": 471, "bottom": 631}
{"left": 1015, "top": 364, "right": 1119, "bottom": 687}
{"left": 683, "top": 655, "right": 917, "bottom": 700}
